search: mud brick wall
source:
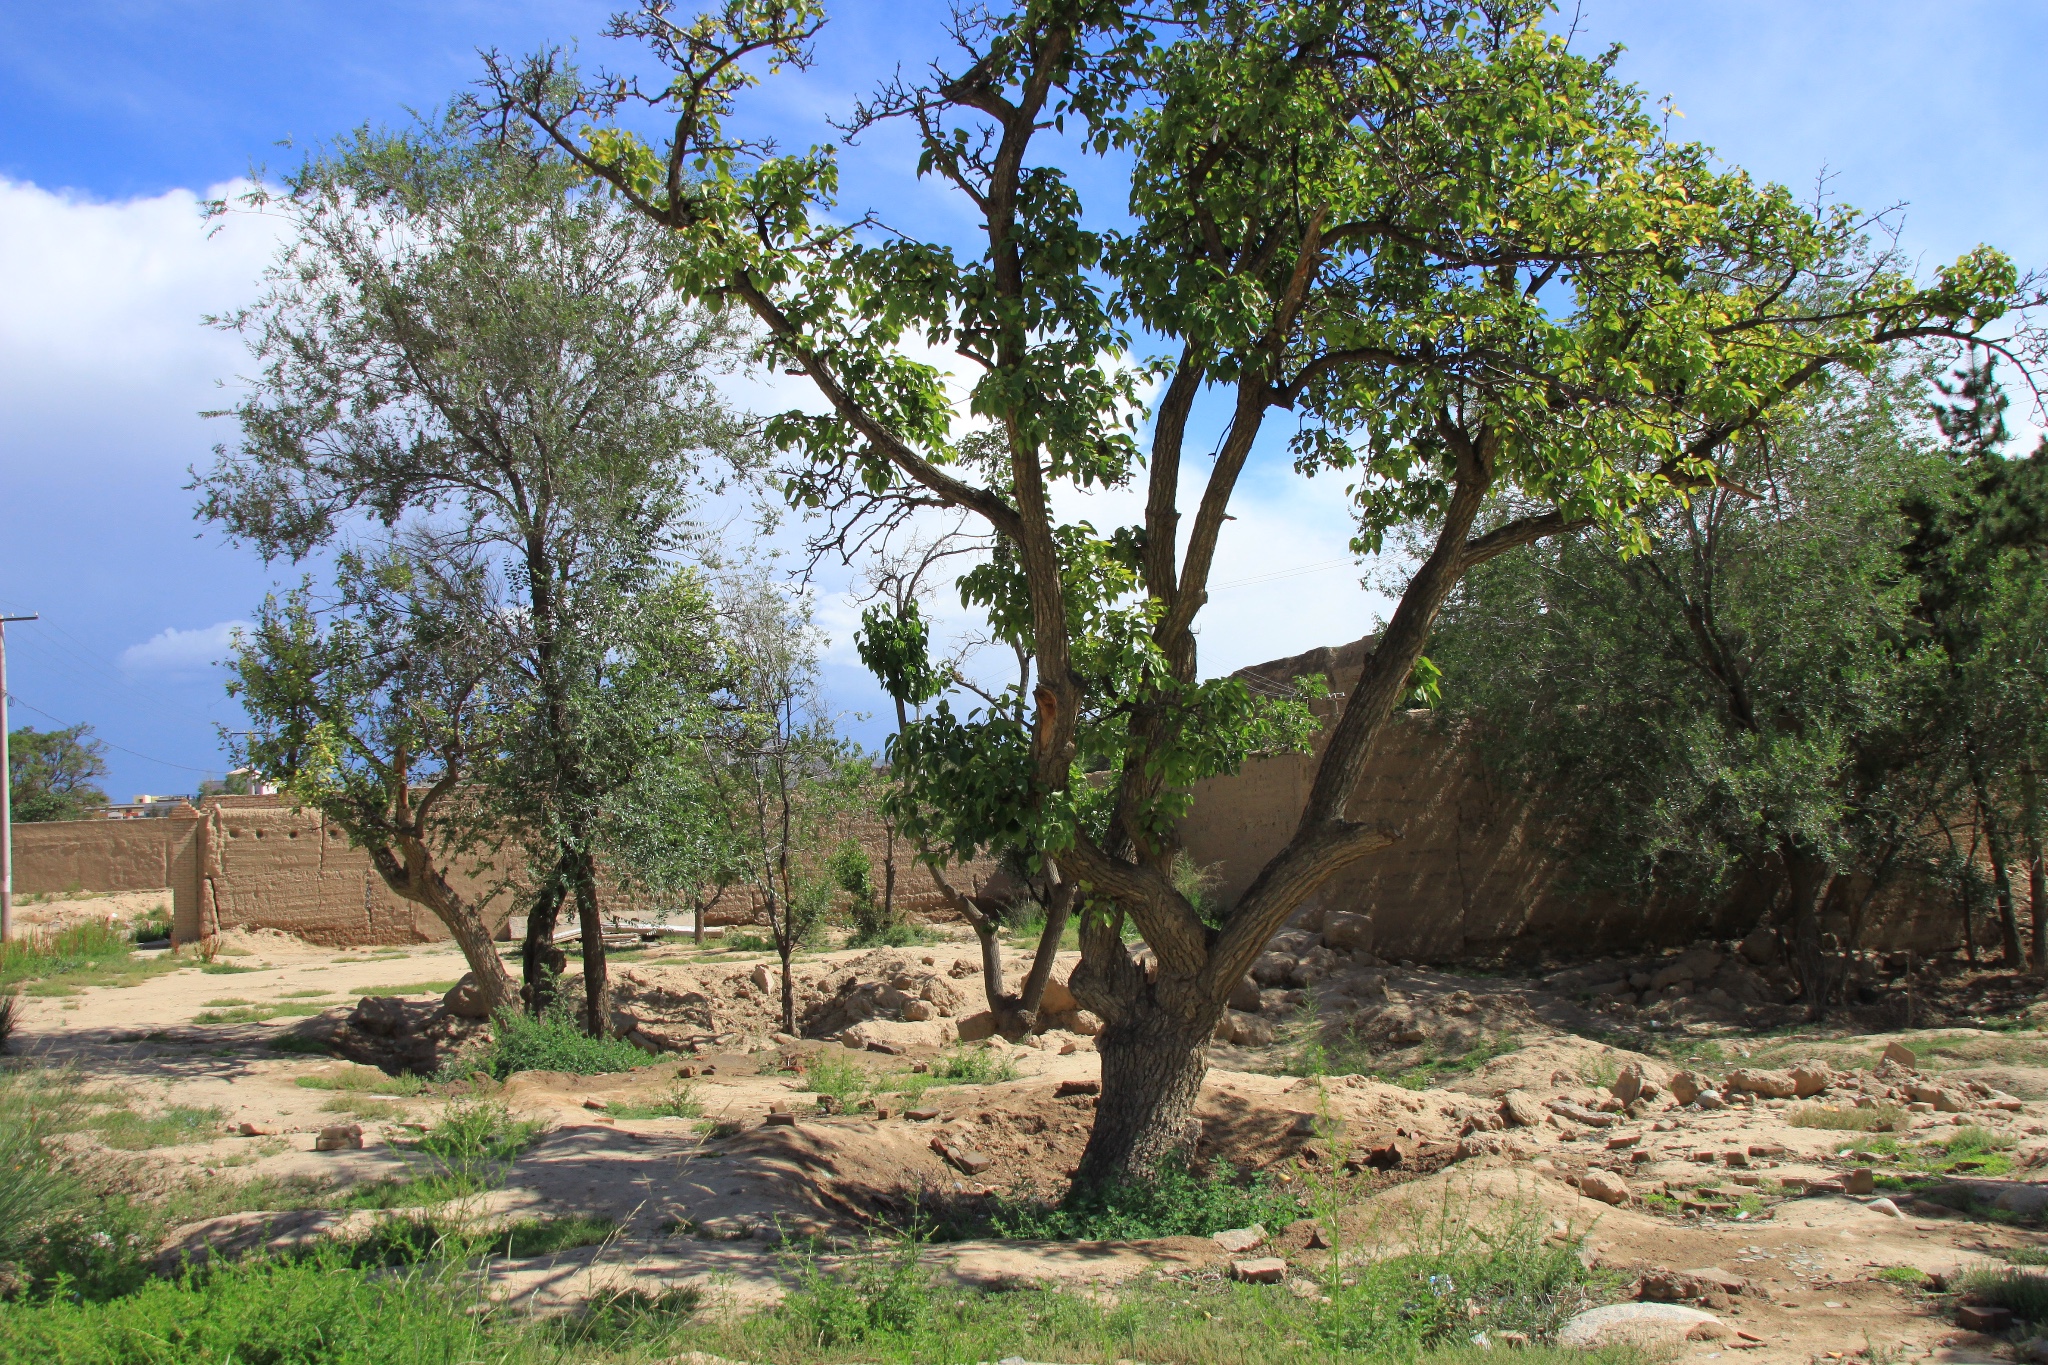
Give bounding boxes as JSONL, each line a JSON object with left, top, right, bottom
{"left": 11, "top": 796, "right": 997, "bottom": 946}
{"left": 1177, "top": 638, "right": 1976, "bottom": 961}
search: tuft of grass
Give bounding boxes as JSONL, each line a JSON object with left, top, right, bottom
{"left": 2, "top": 921, "right": 183, "bottom": 995}
{"left": 804, "top": 1051, "right": 874, "bottom": 1108}
{"left": 278, "top": 988, "right": 334, "bottom": 999}
{"left": 1790, "top": 1103, "right": 1908, "bottom": 1132}
{"left": 0, "top": 990, "right": 18, "bottom": 1052}
{"left": 1957, "top": 1265, "right": 2048, "bottom": 1321}
{"left": 1878, "top": 1265, "right": 1932, "bottom": 1286}
{"left": 192, "top": 1001, "right": 327, "bottom": 1024}
{"left": 200, "top": 960, "right": 257, "bottom": 974}
{"left": 462, "top": 1003, "right": 652, "bottom": 1080}
{"left": 359, "top": 980, "right": 459, "bottom": 997}
{"left": 128, "top": 906, "right": 173, "bottom": 943}
{"left": 2003, "top": 1248, "right": 2048, "bottom": 1266}
{"left": 607, "top": 1081, "right": 703, "bottom": 1121}
{"left": 992, "top": 1154, "right": 1302, "bottom": 1241}
{"left": 322, "top": 1095, "right": 409, "bottom": 1120}
{"left": 294, "top": 1066, "right": 427, "bottom": 1097}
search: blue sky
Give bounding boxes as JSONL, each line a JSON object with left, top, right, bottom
{"left": 1, "top": 1, "right": 2043, "bottom": 801}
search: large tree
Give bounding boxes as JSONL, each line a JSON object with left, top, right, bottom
{"left": 199, "top": 124, "right": 758, "bottom": 1030}
{"left": 7, "top": 724, "right": 110, "bottom": 823}
{"left": 1427, "top": 373, "right": 1954, "bottom": 1015}
{"left": 486, "top": 0, "right": 2042, "bottom": 1183}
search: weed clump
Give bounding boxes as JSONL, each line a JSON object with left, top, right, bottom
{"left": 992, "top": 1155, "right": 1301, "bottom": 1240}
{"left": 1790, "top": 1103, "right": 1908, "bottom": 1132}
{"left": 608, "top": 1081, "right": 704, "bottom": 1120}
{"left": 1957, "top": 1265, "right": 2048, "bottom": 1321}
{"left": 468, "top": 1003, "right": 651, "bottom": 1080}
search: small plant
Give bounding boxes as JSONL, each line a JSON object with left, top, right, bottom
{"left": 834, "top": 839, "right": 909, "bottom": 948}
{"left": 469, "top": 1002, "right": 652, "bottom": 1080}
{"left": 775, "top": 1230, "right": 934, "bottom": 1347}
{"left": 1957, "top": 1265, "right": 2048, "bottom": 1320}
{"left": 1790, "top": 1103, "right": 1908, "bottom": 1132}
{"left": 128, "top": 906, "right": 173, "bottom": 943}
{"left": 293, "top": 1066, "right": 427, "bottom": 1096}
{"left": 723, "top": 930, "right": 775, "bottom": 953}
{"left": 0, "top": 990, "right": 18, "bottom": 1052}
{"left": 607, "top": 1082, "right": 704, "bottom": 1120}
{"left": 804, "top": 1052, "right": 873, "bottom": 1110}
{"left": 1878, "top": 1265, "right": 1932, "bottom": 1286}
{"left": 200, "top": 961, "right": 257, "bottom": 975}
{"left": 322, "top": 1095, "right": 409, "bottom": 1120}
{"left": 928, "top": 1047, "right": 1019, "bottom": 1086}
{"left": 992, "top": 1155, "right": 1301, "bottom": 1240}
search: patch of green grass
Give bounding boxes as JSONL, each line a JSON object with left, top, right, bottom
{"left": 1790, "top": 1103, "right": 1908, "bottom": 1132}
{"left": 1878, "top": 1265, "right": 1932, "bottom": 1286}
{"left": 461, "top": 1002, "right": 652, "bottom": 1080}
{"left": 0, "top": 920, "right": 183, "bottom": 994}
{"left": 607, "top": 1081, "right": 703, "bottom": 1121}
{"left": 322, "top": 1095, "right": 410, "bottom": 1120}
{"left": 278, "top": 988, "right": 334, "bottom": 999}
{"left": 721, "top": 930, "right": 776, "bottom": 953}
{"left": 90, "top": 1103, "right": 225, "bottom": 1150}
{"left": 804, "top": 1052, "right": 875, "bottom": 1108}
{"left": 2003, "top": 1248, "right": 2048, "bottom": 1266}
{"left": 359, "top": 980, "right": 459, "bottom": 997}
{"left": 1957, "top": 1265, "right": 2048, "bottom": 1320}
{"left": 200, "top": 960, "right": 257, "bottom": 974}
{"left": 294, "top": 1066, "right": 427, "bottom": 1096}
{"left": 992, "top": 1154, "right": 1303, "bottom": 1240}
{"left": 191, "top": 1001, "right": 327, "bottom": 1024}
{"left": 128, "top": 906, "right": 173, "bottom": 943}
{"left": 883, "top": 1045, "right": 1022, "bottom": 1103}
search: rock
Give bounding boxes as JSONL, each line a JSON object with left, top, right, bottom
{"left": 1695, "top": 1091, "right": 1728, "bottom": 1111}
{"left": 1882, "top": 1041, "right": 1918, "bottom": 1069}
{"left": 764, "top": 1112, "right": 798, "bottom": 1126}
{"left": 1231, "top": 1257, "right": 1288, "bottom": 1284}
{"left": 233, "top": 1122, "right": 274, "bottom": 1137}
{"left": 1668, "top": 1071, "right": 1703, "bottom": 1106}
{"left": 1845, "top": 1168, "right": 1875, "bottom": 1195}
{"left": 1578, "top": 1169, "right": 1630, "bottom": 1205}
{"left": 1212, "top": 1226, "right": 1268, "bottom": 1254}
{"left": 948, "top": 958, "right": 977, "bottom": 978}
{"left": 349, "top": 995, "right": 413, "bottom": 1038}
{"left": 1867, "top": 1197, "right": 1905, "bottom": 1219}
{"left": 1228, "top": 976, "right": 1263, "bottom": 1012}
{"left": 930, "top": 1136, "right": 993, "bottom": 1175}
{"left": 314, "top": 1123, "right": 363, "bottom": 1152}
{"left": 1788, "top": 1063, "right": 1832, "bottom": 1098}
{"left": 1557, "top": 1303, "right": 1724, "bottom": 1350}
{"left": 902, "top": 999, "right": 936, "bottom": 1022}
{"left": 1457, "top": 1134, "right": 1507, "bottom": 1160}
{"left": 441, "top": 973, "right": 491, "bottom": 1020}
{"left": 1610, "top": 1063, "right": 1646, "bottom": 1106}
{"left": 1722, "top": 1068, "right": 1798, "bottom": 1099}
{"left": 1320, "top": 911, "right": 1372, "bottom": 952}
{"left": 955, "top": 1011, "right": 998, "bottom": 1042}
{"left": 1739, "top": 928, "right": 1778, "bottom": 964}
{"left": 1546, "top": 1100, "right": 1616, "bottom": 1128}
{"left": 1251, "top": 952, "right": 1297, "bottom": 987}
{"left": 1958, "top": 1304, "right": 2014, "bottom": 1333}
{"left": 1037, "top": 978, "right": 1079, "bottom": 1016}
{"left": 1362, "top": 1141, "right": 1404, "bottom": 1170}
{"left": 905, "top": 1108, "right": 940, "bottom": 1121}
{"left": 1500, "top": 1091, "right": 1546, "bottom": 1128}
{"left": 1637, "top": 1271, "right": 1718, "bottom": 1303}
{"left": 770, "top": 1032, "right": 800, "bottom": 1047}
{"left": 841, "top": 1018, "right": 958, "bottom": 1052}
{"left": 1216, "top": 1011, "right": 1276, "bottom": 1047}
{"left": 750, "top": 964, "right": 774, "bottom": 992}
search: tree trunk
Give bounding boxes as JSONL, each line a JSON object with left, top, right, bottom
{"left": 1972, "top": 769, "right": 2024, "bottom": 966}
{"left": 1013, "top": 873, "right": 1074, "bottom": 1028}
{"left": 377, "top": 841, "right": 516, "bottom": 1018}
{"left": 573, "top": 858, "right": 609, "bottom": 1037}
{"left": 2024, "top": 763, "right": 2046, "bottom": 971}
{"left": 1780, "top": 839, "right": 1832, "bottom": 1021}
{"left": 1072, "top": 1003, "right": 1218, "bottom": 1187}
{"left": 521, "top": 855, "right": 574, "bottom": 1016}
{"left": 778, "top": 947, "right": 796, "bottom": 1035}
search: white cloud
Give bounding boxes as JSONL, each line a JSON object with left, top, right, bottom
{"left": 0, "top": 176, "right": 288, "bottom": 467}
{"left": 120, "top": 621, "right": 248, "bottom": 677}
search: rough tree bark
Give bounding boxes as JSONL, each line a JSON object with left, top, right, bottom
{"left": 368, "top": 838, "right": 516, "bottom": 1017}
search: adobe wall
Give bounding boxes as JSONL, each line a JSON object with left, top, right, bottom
{"left": 1178, "top": 639, "right": 1981, "bottom": 961}
{"left": 11, "top": 797, "right": 996, "bottom": 946}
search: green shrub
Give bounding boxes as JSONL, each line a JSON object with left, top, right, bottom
{"left": 469, "top": 1003, "right": 651, "bottom": 1080}
{"left": 776, "top": 1234, "right": 934, "bottom": 1347}
{"left": 0, "top": 1250, "right": 498, "bottom": 1363}
{"left": 804, "top": 1052, "right": 873, "bottom": 1108}
{"left": 607, "top": 1082, "right": 703, "bottom": 1120}
{"left": 1958, "top": 1266, "right": 2048, "bottom": 1321}
{"left": 127, "top": 906, "right": 173, "bottom": 943}
{"left": 992, "top": 1155, "right": 1302, "bottom": 1241}
{"left": 0, "top": 922, "right": 140, "bottom": 990}
{"left": 1790, "top": 1103, "right": 1908, "bottom": 1132}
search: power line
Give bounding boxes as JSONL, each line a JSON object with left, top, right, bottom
{"left": 3, "top": 691, "right": 224, "bottom": 775}
{"left": 1211, "top": 556, "right": 1359, "bottom": 592}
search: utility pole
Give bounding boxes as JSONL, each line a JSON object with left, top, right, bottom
{"left": 0, "top": 612, "right": 41, "bottom": 945}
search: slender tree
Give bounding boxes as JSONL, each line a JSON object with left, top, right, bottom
{"left": 485, "top": 0, "right": 2042, "bottom": 1183}
{"left": 229, "top": 545, "right": 519, "bottom": 1013}
{"left": 199, "top": 123, "right": 758, "bottom": 1030}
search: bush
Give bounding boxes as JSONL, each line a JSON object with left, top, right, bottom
{"left": 776, "top": 1235, "right": 933, "bottom": 1348}
{"left": 992, "top": 1155, "right": 1301, "bottom": 1241}
{"left": 608, "top": 1081, "right": 703, "bottom": 1120}
{"left": 0, "top": 921, "right": 134, "bottom": 989}
{"left": 469, "top": 1003, "right": 651, "bottom": 1080}
{"left": 1958, "top": 1266, "right": 2048, "bottom": 1322}
{"left": 0, "top": 1251, "right": 499, "bottom": 1363}
{"left": 0, "top": 991, "right": 16, "bottom": 1052}
{"left": 1789, "top": 1103, "right": 1907, "bottom": 1132}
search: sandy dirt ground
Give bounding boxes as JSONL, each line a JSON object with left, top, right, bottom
{"left": 11, "top": 906, "right": 2048, "bottom": 1362}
